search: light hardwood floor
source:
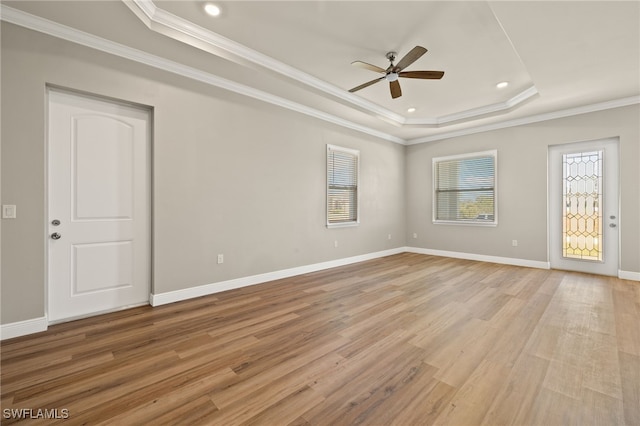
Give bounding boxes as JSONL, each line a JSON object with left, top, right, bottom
{"left": 1, "top": 253, "right": 639, "bottom": 425}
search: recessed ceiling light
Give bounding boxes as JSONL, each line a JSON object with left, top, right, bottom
{"left": 204, "top": 3, "right": 221, "bottom": 17}
{"left": 496, "top": 81, "right": 509, "bottom": 89}
{"left": 407, "top": 107, "right": 416, "bottom": 113}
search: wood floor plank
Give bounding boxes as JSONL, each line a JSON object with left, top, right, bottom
{"left": 243, "top": 385, "right": 325, "bottom": 426}
{"left": 211, "top": 336, "right": 350, "bottom": 410}
{"left": 302, "top": 343, "right": 425, "bottom": 425}
{"left": 1, "top": 253, "right": 638, "bottom": 425}
{"left": 432, "top": 359, "right": 511, "bottom": 426}
{"left": 0, "top": 351, "right": 115, "bottom": 395}
{"left": 10, "top": 350, "right": 179, "bottom": 407}
{"left": 208, "top": 354, "right": 336, "bottom": 425}
{"left": 481, "top": 354, "right": 550, "bottom": 426}
{"left": 152, "top": 396, "right": 219, "bottom": 426}
{"left": 314, "top": 329, "right": 413, "bottom": 397}
{"left": 581, "top": 331, "right": 622, "bottom": 399}
{"left": 523, "top": 324, "right": 563, "bottom": 360}
{"left": 83, "top": 367, "right": 237, "bottom": 425}
{"left": 612, "top": 277, "right": 640, "bottom": 357}
{"left": 389, "top": 377, "right": 457, "bottom": 426}
{"left": 527, "top": 388, "right": 581, "bottom": 426}
{"left": 619, "top": 351, "right": 640, "bottom": 426}
{"left": 349, "top": 361, "right": 440, "bottom": 425}
{"left": 430, "top": 319, "right": 501, "bottom": 387}
{"left": 484, "top": 291, "right": 554, "bottom": 367}
{"left": 578, "top": 387, "right": 625, "bottom": 426}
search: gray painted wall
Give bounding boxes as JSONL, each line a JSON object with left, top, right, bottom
{"left": 0, "top": 24, "right": 405, "bottom": 324}
{"left": 406, "top": 105, "right": 640, "bottom": 272}
{"left": 1, "top": 22, "right": 638, "bottom": 327}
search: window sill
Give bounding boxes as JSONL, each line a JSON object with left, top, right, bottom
{"left": 327, "top": 221, "right": 359, "bottom": 229}
{"left": 433, "top": 220, "right": 498, "bottom": 227}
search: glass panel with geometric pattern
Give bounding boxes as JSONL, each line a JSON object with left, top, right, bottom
{"left": 562, "top": 150, "right": 603, "bottom": 261}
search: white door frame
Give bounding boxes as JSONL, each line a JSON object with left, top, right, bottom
{"left": 548, "top": 137, "right": 620, "bottom": 276}
{"left": 45, "top": 87, "right": 153, "bottom": 323}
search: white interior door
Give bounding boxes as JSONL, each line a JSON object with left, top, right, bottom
{"left": 549, "top": 138, "right": 619, "bottom": 276}
{"left": 48, "top": 89, "right": 151, "bottom": 323}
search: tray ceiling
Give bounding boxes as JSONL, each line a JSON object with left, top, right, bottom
{"left": 2, "top": 1, "right": 639, "bottom": 144}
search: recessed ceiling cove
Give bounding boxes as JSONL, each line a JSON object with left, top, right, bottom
{"left": 3, "top": 0, "right": 638, "bottom": 144}
{"left": 127, "top": 1, "right": 537, "bottom": 124}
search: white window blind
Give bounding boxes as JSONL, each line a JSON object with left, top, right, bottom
{"left": 433, "top": 150, "right": 497, "bottom": 224}
{"left": 327, "top": 144, "right": 359, "bottom": 227}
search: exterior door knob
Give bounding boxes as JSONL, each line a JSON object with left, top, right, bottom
{"left": 51, "top": 232, "right": 62, "bottom": 240}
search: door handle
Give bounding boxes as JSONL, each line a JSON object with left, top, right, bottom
{"left": 51, "top": 232, "right": 62, "bottom": 240}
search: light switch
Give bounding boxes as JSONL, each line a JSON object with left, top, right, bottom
{"left": 2, "top": 205, "right": 16, "bottom": 219}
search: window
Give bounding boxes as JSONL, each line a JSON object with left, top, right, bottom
{"left": 327, "top": 144, "right": 359, "bottom": 227}
{"left": 433, "top": 150, "right": 497, "bottom": 225}
{"left": 562, "top": 150, "right": 603, "bottom": 261}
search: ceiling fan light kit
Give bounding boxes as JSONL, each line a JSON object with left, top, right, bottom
{"left": 349, "top": 45, "right": 445, "bottom": 99}
{"left": 386, "top": 73, "right": 399, "bottom": 82}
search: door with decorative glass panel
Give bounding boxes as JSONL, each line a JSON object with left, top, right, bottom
{"left": 549, "top": 138, "right": 619, "bottom": 276}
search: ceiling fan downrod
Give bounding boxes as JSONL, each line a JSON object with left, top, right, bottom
{"left": 385, "top": 51, "right": 397, "bottom": 67}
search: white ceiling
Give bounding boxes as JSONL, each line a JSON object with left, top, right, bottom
{"left": 3, "top": 1, "right": 639, "bottom": 144}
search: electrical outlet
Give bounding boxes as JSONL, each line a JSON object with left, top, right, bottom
{"left": 217, "top": 254, "right": 224, "bottom": 264}
{"left": 512, "top": 240, "right": 518, "bottom": 247}
{"left": 334, "top": 240, "right": 338, "bottom": 248}
{"left": 413, "top": 233, "right": 418, "bottom": 239}
{"left": 388, "top": 234, "right": 392, "bottom": 240}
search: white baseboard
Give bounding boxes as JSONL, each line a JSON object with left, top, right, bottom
{"left": 150, "top": 247, "right": 406, "bottom": 306}
{"left": 5, "top": 249, "right": 633, "bottom": 340}
{"left": 619, "top": 270, "right": 640, "bottom": 281}
{"left": 0, "top": 316, "right": 48, "bottom": 341}
{"left": 405, "top": 247, "right": 551, "bottom": 270}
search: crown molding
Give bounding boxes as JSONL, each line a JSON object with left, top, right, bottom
{"left": 122, "top": 0, "right": 406, "bottom": 125}
{"left": 0, "top": 4, "right": 405, "bottom": 145}
{"left": 123, "top": 0, "right": 539, "bottom": 127}
{"left": 404, "top": 86, "right": 539, "bottom": 126}
{"left": 2, "top": 4, "right": 637, "bottom": 147}
{"left": 407, "top": 95, "right": 640, "bottom": 144}
{"left": 438, "top": 85, "right": 539, "bottom": 124}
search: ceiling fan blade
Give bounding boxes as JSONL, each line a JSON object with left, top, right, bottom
{"left": 399, "top": 70, "right": 445, "bottom": 79}
{"left": 349, "top": 76, "right": 385, "bottom": 93}
{"left": 390, "top": 80, "right": 402, "bottom": 99}
{"left": 394, "top": 46, "right": 428, "bottom": 71}
{"left": 351, "top": 61, "right": 386, "bottom": 74}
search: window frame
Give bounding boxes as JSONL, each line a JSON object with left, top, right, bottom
{"left": 326, "top": 144, "right": 360, "bottom": 228}
{"left": 432, "top": 150, "right": 498, "bottom": 226}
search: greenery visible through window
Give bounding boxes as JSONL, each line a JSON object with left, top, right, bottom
{"left": 433, "top": 150, "right": 497, "bottom": 224}
{"left": 327, "top": 144, "right": 359, "bottom": 227}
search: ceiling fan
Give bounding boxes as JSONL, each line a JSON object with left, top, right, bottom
{"left": 348, "top": 46, "right": 444, "bottom": 99}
